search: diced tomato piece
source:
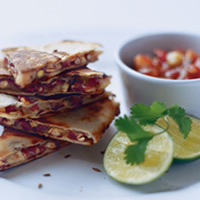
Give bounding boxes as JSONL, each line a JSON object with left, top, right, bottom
{"left": 186, "top": 64, "right": 200, "bottom": 79}
{"left": 138, "top": 67, "right": 159, "bottom": 77}
{"left": 152, "top": 57, "right": 162, "bottom": 67}
{"left": 185, "top": 49, "right": 198, "bottom": 63}
{"left": 154, "top": 48, "right": 167, "bottom": 62}
{"left": 133, "top": 54, "right": 154, "bottom": 70}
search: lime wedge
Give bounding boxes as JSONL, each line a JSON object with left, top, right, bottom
{"left": 157, "top": 116, "right": 200, "bottom": 162}
{"left": 103, "top": 126, "right": 174, "bottom": 185}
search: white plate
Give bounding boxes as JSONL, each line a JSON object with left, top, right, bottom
{"left": 1, "top": 29, "right": 200, "bottom": 200}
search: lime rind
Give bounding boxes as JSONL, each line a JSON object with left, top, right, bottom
{"left": 103, "top": 128, "right": 174, "bottom": 185}
{"left": 157, "top": 116, "right": 200, "bottom": 163}
{"left": 173, "top": 157, "right": 199, "bottom": 163}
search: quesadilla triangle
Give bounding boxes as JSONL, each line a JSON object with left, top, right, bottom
{"left": 2, "top": 40, "right": 102, "bottom": 88}
{"left": 0, "top": 128, "right": 68, "bottom": 171}
{"left": 0, "top": 92, "right": 111, "bottom": 119}
{"left": 0, "top": 61, "right": 111, "bottom": 96}
{"left": 0, "top": 98, "right": 120, "bottom": 145}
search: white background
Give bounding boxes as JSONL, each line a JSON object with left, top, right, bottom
{"left": 0, "top": 0, "right": 200, "bottom": 45}
{"left": 1, "top": 0, "right": 200, "bottom": 200}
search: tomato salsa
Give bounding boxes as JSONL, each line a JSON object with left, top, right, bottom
{"left": 133, "top": 48, "right": 200, "bottom": 79}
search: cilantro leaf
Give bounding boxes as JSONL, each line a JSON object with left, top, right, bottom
{"left": 169, "top": 105, "right": 192, "bottom": 138}
{"left": 114, "top": 101, "right": 192, "bottom": 166}
{"left": 151, "top": 101, "right": 168, "bottom": 115}
{"left": 115, "top": 115, "right": 154, "bottom": 141}
{"left": 130, "top": 101, "right": 168, "bottom": 125}
{"left": 124, "top": 138, "right": 151, "bottom": 165}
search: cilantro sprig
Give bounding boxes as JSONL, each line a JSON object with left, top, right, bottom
{"left": 115, "top": 101, "right": 192, "bottom": 165}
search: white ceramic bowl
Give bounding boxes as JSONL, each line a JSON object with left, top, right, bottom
{"left": 115, "top": 33, "right": 200, "bottom": 117}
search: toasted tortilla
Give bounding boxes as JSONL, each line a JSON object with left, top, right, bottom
{"left": 0, "top": 98, "right": 120, "bottom": 145}
{"left": 0, "top": 92, "right": 111, "bottom": 119}
{"left": 0, "top": 128, "right": 68, "bottom": 171}
{"left": 2, "top": 40, "right": 102, "bottom": 88}
{"left": 0, "top": 60, "right": 110, "bottom": 96}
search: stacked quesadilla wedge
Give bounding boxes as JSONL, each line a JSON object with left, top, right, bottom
{"left": 0, "top": 98, "right": 119, "bottom": 145}
{"left": 2, "top": 40, "right": 102, "bottom": 88}
{"left": 0, "top": 60, "right": 111, "bottom": 96}
{"left": 0, "top": 128, "right": 69, "bottom": 171}
{"left": 0, "top": 40, "right": 119, "bottom": 171}
{"left": 0, "top": 92, "right": 111, "bottom": 119}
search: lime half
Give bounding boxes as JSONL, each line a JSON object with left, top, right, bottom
{"left": 103, "top": 127, "right": 174, "bottom": 185}
{"left": 157, "top": 116, "right": 200, "bottom": 162}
